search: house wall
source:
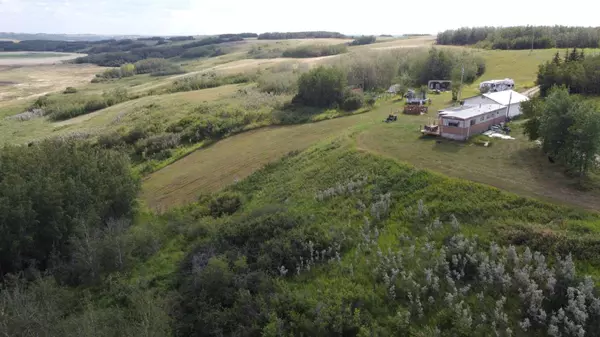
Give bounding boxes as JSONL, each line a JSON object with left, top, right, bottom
{"left": 507, "top": 103, "right": 521, "bottom": 118}
{"left": 440, "top": 109, "right": 507, "bottom": 140}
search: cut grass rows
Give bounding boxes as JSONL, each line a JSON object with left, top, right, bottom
{"left": 141, "top": 110, "right": 379, "bottom": 210}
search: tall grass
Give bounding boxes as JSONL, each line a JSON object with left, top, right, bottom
{"left": 170, "top": 72, "right": 256, "bottom": 93}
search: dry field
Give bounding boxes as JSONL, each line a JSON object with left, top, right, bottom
{"left": 0, "top": 63, "right": 101, "bottom": 103}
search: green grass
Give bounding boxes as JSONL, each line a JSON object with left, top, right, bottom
{"left": 149, "top": 139, "right": 600, "bottom": 334}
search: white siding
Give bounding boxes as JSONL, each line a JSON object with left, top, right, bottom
{"left": 507, "top": 103, "right": 521, "bottom": 118}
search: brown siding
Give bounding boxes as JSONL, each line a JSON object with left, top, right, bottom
{"left": 440, "top": 115, "right": 506, "bottom": 140}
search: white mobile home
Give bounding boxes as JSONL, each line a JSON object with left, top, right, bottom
{"left": 462, "top": 90, "right": 529, "bottom": 118}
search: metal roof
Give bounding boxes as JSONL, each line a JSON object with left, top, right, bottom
{"left": 483, "top": 90, "right": 529, "bottom": 106}
{"left": 440, "top": 104, "right": 506, "bottom": 120}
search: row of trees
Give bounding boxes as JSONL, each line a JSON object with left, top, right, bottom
{"left": 350, "top": 35, "right": 377, "bottom": 46}
{"left": 258, "top": 31, "right": 347, "bottom": 40}
{"left": 537, "top": 49, "right": 600, "bottom": 96}
{"left": 94, "top": 58, "right": 185, "bottom": 80}
{"left": 522, "top": 87, "right": 600, "bottom": 177}
{"left": 292, "top": 48, "right": 486, "bottom": 111}
{"left": 437, "top": 26, "right": 600, "bottom": 49}
{"left": 281, "top": 44, "right": 348, "bottom": 58}
{"left": 75, "top": 35, "right": 242, "bottom": 66}
{"left": 0, "top": 35, "right": 248, "bottom": 66}
{"left": 337, "top": 48, "right": 485, "bottom": 98}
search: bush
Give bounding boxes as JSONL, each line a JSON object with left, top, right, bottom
{"left": 209, "top": 191, "right": 243, "bottom": 217}
{"left": 295, "top": 66, "right": 347, "bottom": 107}
{"left": 350, "top": 35, "right": 377, "bottom": 46}
{"left": 133, "top": 58, "right": 171, "bottom": 74}
{"left": 282, "top": 44, "right": 347, "bottom": 58}
{"left": 135, "top": 133, "right": 181, "bottom": 156}
{"left": 171, "top": 73, "right": 255, "bottom": 93}
{"left": 84, "top": 97, "right": 109, "bottom": 112}
{"left": 342, "top": 90, "right": 365, "bottom": 111}
{"left": 63, "top": 87, "right": 77, "bottom": 94}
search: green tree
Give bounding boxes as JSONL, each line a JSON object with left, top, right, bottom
{"left": 119, "top": 63, "right": 135, "bottom": 77}
{"left": 521, "top": 96, "right": 546, "bottom": 140}
{"left": 0, "top": 140, "right": 139, "bottom": 276}
{"left": 295, "top": 66, "right": 347, "bottom": 107}
{"left": 568, "top": 101, "right": 600, "bottom": 177}
{"left": 536, "top": 86, "right": 600, "bottom": 177}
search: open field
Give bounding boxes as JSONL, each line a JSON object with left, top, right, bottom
{"left": 0, "top": 52, "right": 85, "bottom": 65}
{"left": 0, "top": 64, "right": 101, "bottom": 103}
{"left": 356, "top": 117, "right": 600, "bottom": 212}
{"left": 2, "top": 38, "right": 598, "bottom": 213}
{"left": 141, "top": 110, "right": 379, "bottom": 210}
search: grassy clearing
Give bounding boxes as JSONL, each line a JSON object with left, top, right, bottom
{"left": 141, "top": 108, "right": 381, "bottom": 210}
{"left": 356, "top": 117, "right": 600, "bottom": 212}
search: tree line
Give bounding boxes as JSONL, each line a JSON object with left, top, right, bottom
{"left": 437, "top": 26, "right": 600, "bottom": 49}
{"left": 0, "top": 34, "right": 252, "bottom": 66}
{"left": 258, "top": 31, "right": 347, "bottom": 40}
{"left": 537, "top": 49, "right": 600, "bottom": 96}
{"left": 292, "top": 48, "right": 486, "bottom": 110}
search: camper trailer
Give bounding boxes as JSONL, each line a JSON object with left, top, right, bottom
{"left": 479, "top": 79, "right": 514, "bottom": 93}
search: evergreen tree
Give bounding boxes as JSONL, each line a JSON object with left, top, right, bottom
{"left": 552, "top": 51, "right": 561, "bottom": 65}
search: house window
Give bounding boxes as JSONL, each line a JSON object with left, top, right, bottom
{"left": 470, "top": 119, "right": 476, "bottom": 126}
{"left": 480, "top": 116, "right": 484, "bottom": 122}
{"left": 448, "top": 121, "right": 460, "bottom": 127}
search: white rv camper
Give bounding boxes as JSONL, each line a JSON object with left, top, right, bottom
{"left": 479, "top": 79, "right": 515, "bottom": 93}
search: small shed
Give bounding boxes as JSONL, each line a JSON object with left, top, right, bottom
{"left": 463, "top": 90, "right": 529, "bottom": 118}
{"left": 438, "top": 104, "right": 507, "bottom": 140}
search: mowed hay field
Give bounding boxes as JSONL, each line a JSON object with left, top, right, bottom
{"left": 141, "top": 110, "right": 380, "bottom": 210}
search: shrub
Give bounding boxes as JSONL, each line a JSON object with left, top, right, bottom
{"left": 342, "top": 90, "right": 365, "bottom": 111}
{"left": 133, "top": 58, "right": 171, "bottom": 74}
{"left": 119, "top": 63, "right": 135, "bottom": 77}
{"left": 135, "top": 133, "right": 181, "bottom": 156}
{"left": 84, "top": 97, "right": 109, "bottom": 112}
{"left": 350, "top": 35, "right": 377, "bottom": 46}
{"left": 282, "top": 44, "right": 347, "bottom": 58}
{"left": 63, "top": 87, "right": 77, "bottom": 94}
{"left": 209, "top": 192, "right": 243, "bottom": 217}
{"left": 295, "top": 66, "right": 347, "bottom": 107}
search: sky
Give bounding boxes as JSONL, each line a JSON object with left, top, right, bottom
{"left": 0, "top": 0, "right": 598, "bottom": 36}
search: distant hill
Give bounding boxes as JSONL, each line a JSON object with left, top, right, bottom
{"left": 0, "top": 33, "right": 144, "bottom": 42}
